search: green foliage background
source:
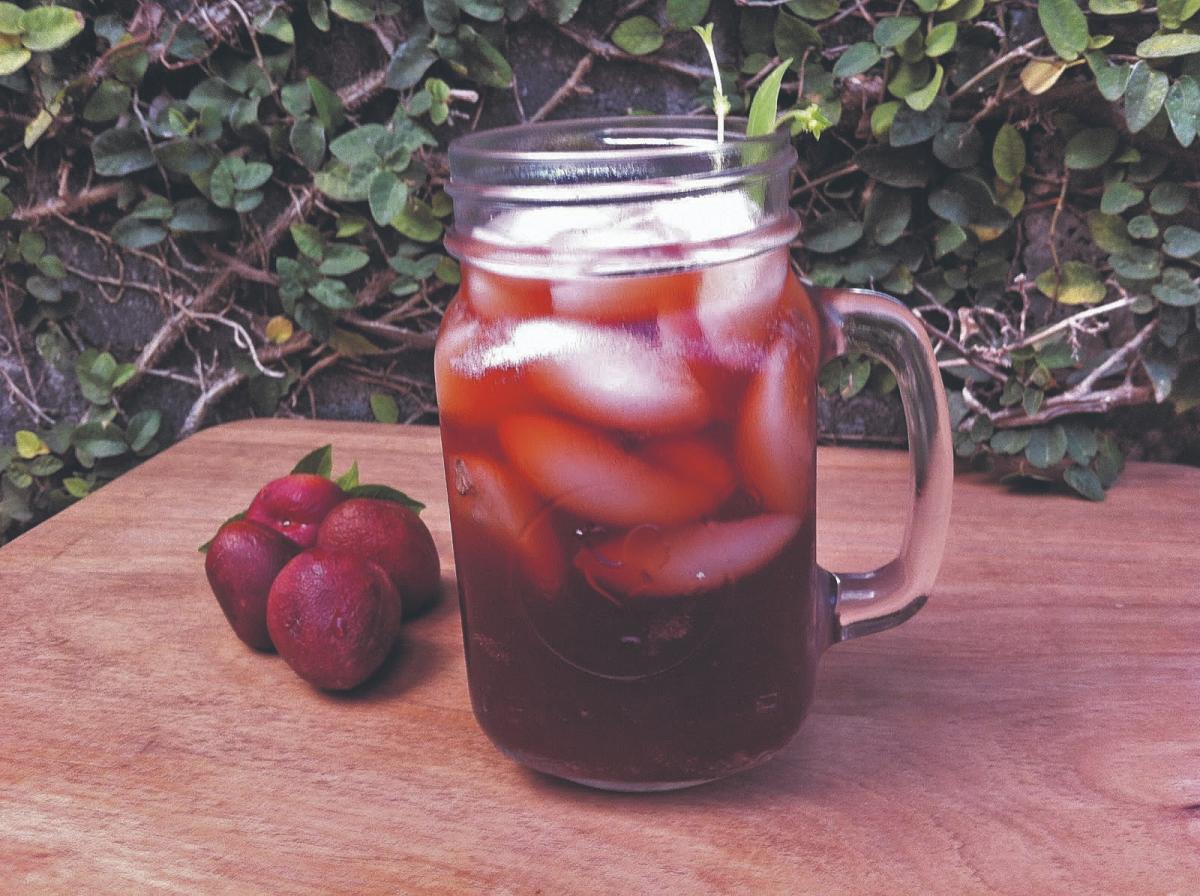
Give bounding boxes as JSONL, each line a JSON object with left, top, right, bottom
{"left": 1, "top": 0, "right": 1199, "bottom": 542}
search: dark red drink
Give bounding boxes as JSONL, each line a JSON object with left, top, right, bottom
{"left": 436, "top": 248, "right": 827, "bottom": 789}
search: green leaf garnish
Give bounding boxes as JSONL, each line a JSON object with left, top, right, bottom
{"left": 698, "top": 33, "right": 829, "bottom": 143}
{"left": 746, "top": 58, "right": 793, "bottom": 138}
{"left": 291, "top": 443, "right": 333, "bottom": 476}
{"left": 335, "top": 461, "right": 360, "bottom": 490}
{"left": 346, "top": 483, "right": 425, "bottom": 514}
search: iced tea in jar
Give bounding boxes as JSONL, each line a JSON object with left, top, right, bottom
{"left": 437, "top": 118, "right": 953, "bottom": 790}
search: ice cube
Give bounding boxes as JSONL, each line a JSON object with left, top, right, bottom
{"left": 504, "top": 319, "right": 711, "bottom": 434}
{"left": 651, "top": 191, "right": 763, "bottom": 245}
{"left": 574, "top": 513, "right": 803, "bottom": 597}
{"left": 735, "top": 338, "right": 814, "bottom": 514}
{"left": 638, "top": 435, "right": 735, "bottom": 507}
{"left": 435, "top": 302, "right": 529, "bottom": 425}
{"left": 694, "top": 248, "right": 789, "bottom": 366}
{"left": 476, "top": 205, "right": 633, "bottom": 249}
{"left": 471, "top": 192, "right": 764, "bottom": 275}
{"left": 550, "top": 270, "right": 699, "bottom": 323}
{"left": 498, "top": 414, "right": 725, "bottom": 527}
{"left": 434, "top": 301, "right": 479, "bottom": 412}
{"left": 463, "top": 265, "right": 552, "bottom": 320}
{"left": 448, "top": 452, "right": 564, "bottom": 597}
{"left": 655, "top": 308, "right": 762, "bottom": 423}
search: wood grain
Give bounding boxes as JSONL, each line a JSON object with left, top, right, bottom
{"left": 1, "top": 418, "right": 1198, "bottom": 894}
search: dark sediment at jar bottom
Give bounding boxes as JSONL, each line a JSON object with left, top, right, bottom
{"left": 456, "top": 517, "right": 822, "bottom": 790}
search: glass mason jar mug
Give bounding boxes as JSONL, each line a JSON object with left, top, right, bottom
{"left": 436, "top": 117, "right": 952, "bottom": 791}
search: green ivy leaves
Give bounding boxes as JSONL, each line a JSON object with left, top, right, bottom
{"left": 0, "top": 4, "right": 83, "bottom": 75}
{"left": 6, "top": 0, "right": 520, "bottom": 542}
{"left": 609, "top": 0, "right": 710, "bottom": 56}
{"left": 307, "top": 0, "right": 385, "bottom": 30}
{"left": 1124, "top": 61, "right": 1169, "bottom": 132}
{"left": 4, "top": 0, "right": 1196, "bottom": 545}
{"left": 1163, "top": 225, "right": 1200, "bottom": 259}
{"left": 992, "top": 125, "right": 1026, "bottom": 183}
{"left": 833, "top": 42, "right": 879, "bottom": 78}
{"left": 1137, "top": 33, "right": 1200, "bottom": 57}
{"left": 279, "top": 222, "right": 369, "bottom": 329}
{"left": 874, "top": 16, "right": 920, "bottom": 48}
{"left": 1165, "top": 76, "right": 1199, "bottom": 145}
{"left": 0, "top": 342, "right": 167, "bottom": 510}
{"left": 613, "top": 16, "right": 663, "bottom": 55}
{"left": 370, "top": 393, "right": 401, "bottom": 424}
{"left": 387, "top": 24, "right": 439, "bottom": 89}
{"left": 1036, "top": 262, "right": 1107, "bottom": 305}
{"left": 1038, "top": 0, "right": 1090, "bottom": 60}
{"left": 1064, "top": 127, "right": 1117, "bottom": 169}
{"left": 805, "top": 212, "right": 864, "bottom": 254}
{"left": 210, "top": 158, "right": 273, "bottom": 212}
{"left": 92, "top": 128, "right": 155, "bottom": 177}
{"left": 315, "top": 115, "right": 437, "bottom": 236}
{"left": 666, "top": 0, "right": 710, "bottom": 30}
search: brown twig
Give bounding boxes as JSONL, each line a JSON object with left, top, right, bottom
{"left": 179, "top": 368, "right": 243, "bottom": 436}
{"left": 912, "top": 309, "right": 1009, "bottom": 383}
{"left": 126, "top": 186, "right": 316, "bottom": 391}
{"left": 225, "top": 0, "right": 275, "bottom": 93}
{"left": 1, "top": 278, "right": 43, "bottom": 416}
{"left": 341, "top": 69, "right": 387, "bottom": 112}
{"left": 200, "top": 245, "right": 278, "bottom": 285}
{"left": 792, "top": 162, "right": 860, "bottom": 198}
{"left": 531, "top": 54, "right": 595, "bottom": 123}
{"left": 342, "top": 361, "right": 436, "bottom": 395}
{"left": 60, "top": 262, "right": 163, "bottom": 296}
{"left": 949, "top": 37, "right": 1044, "bottom": 102}
{"left": 1075, "top": 320, "right": 1157, "bottom": 394}
{"left": 177, "top": 334, "right": 314, "bottom": 437}
{"left": 554, "top": 24, "right": 711, "bottom": 80}
{"left": 990, "top": 382, "right": 1154, "bottom": 428}
{"left": 292, "top": 350, "right": 342, "bottom": 394}
{"left": 340, "top": 315, "right": 438, "bottom": 350}
{"left": 614, "top": 0, "right": 655, "bottom": 17}
{"left": 0, "top": 364, "right": 54, "bottom": 424}
{"left": 1, "top": 274, "right": 53, "bottom": 424}
{"left": 187, "top": 0, "right": 277, "bottom": 41}
{"left": 743, "top": 56, "right": 783, "bottom": 91}
{"left": 1007, "top": 296, "right": 1137, "bottom": 351}
{"left": 990, "top": 321, "right": 1158, "bottom": 428}
{"left": 1047, "top": 168, "right": 1069, "bottom": 274}
{"left": 510, "top": 72, "right": 527, "bottom": 122}
{"left": 12, "top": 182, "right": 122, "bottom": 223}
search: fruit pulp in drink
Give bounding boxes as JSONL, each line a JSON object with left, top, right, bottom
{"left": 437, "top": 245, "right": 824, "bottom": 788}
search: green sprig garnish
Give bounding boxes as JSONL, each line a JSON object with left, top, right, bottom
{"left": 692, "top": 24, "right": 731, "bottom": 143}
{"left": 694, "top": 24, "right": 831, "bottom": 142}
{"left": 746, "top": 58, "right": 832, "bottom": 140}
{"left": 777, "top": 103, "right": 832, "bottom": 140}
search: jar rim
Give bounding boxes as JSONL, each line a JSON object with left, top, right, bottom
{"left": 445, "top": 116, "right": 798, "bottom": 276}
{"left": 447, "top": 115, "right": 795, "bottom": 203}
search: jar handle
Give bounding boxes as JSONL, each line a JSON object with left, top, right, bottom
{"left": 812, "top": 286, "right": 954, "bottom": 642}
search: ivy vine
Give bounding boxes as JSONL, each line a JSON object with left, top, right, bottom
{"left": 1, "top": 0, "right": 1199, "bottom": 544}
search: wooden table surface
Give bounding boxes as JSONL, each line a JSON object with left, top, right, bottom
{"left": 2, "top": 419, "right": 1198, "bottom": 894}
